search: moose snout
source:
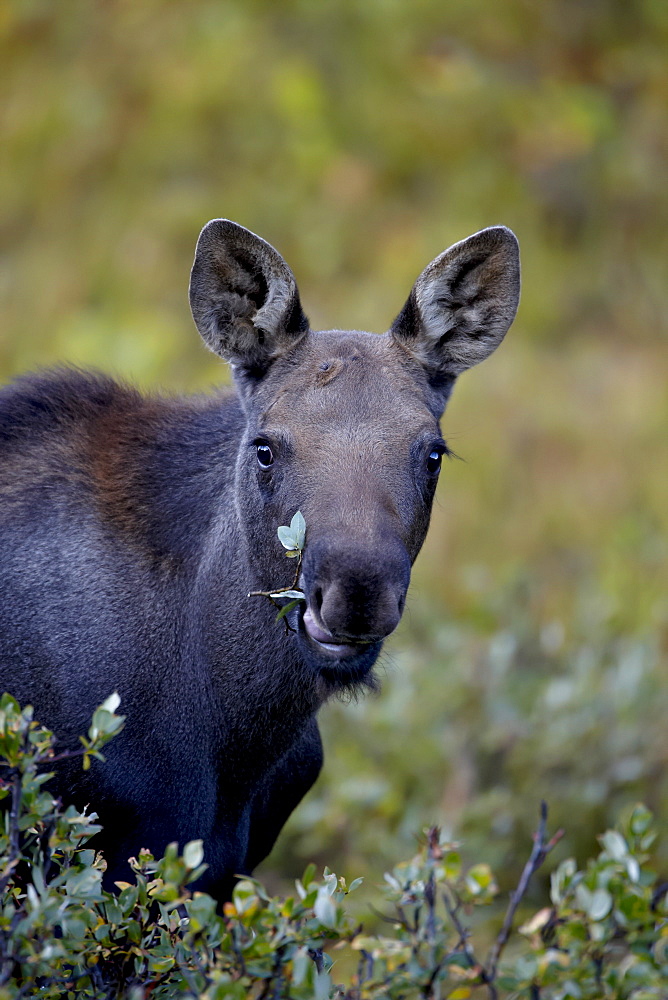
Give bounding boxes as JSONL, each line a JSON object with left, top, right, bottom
{"left": 301, "top": 536, "right": 411, "bottom": 646}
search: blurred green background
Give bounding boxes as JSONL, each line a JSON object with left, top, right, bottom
{"left": 2, "top": 0, "right": 667, "bottom": 903}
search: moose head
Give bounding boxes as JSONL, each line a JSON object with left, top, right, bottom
{"left": 190, "top": 220, "right": 520, "bottom": 688}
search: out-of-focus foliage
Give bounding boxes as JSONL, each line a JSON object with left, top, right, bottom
{"left": 3, "top": 697, "right": 668, "bottom": 999}
{"left": 2, "top": 0, "right": 667, "bottom": 380}
{"left": 1, "top": 0, "right": 667, "bottom": 908}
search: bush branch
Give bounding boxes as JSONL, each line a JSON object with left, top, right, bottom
{"left": 485, "top": 801, "right": 564, "bottom": 993}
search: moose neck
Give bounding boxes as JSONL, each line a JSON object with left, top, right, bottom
{"left": 147, "top": 393, "right": 327, "bottom": 748}
{"left": 92, "top": 383, "right": 324, "bottom": 757}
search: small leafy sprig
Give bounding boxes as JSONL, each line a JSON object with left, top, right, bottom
{"left": 0, "top": 691, "right": 125, "bottom": 901}
{"left": 248, "top": 511, "right": 308, "bottom": 626}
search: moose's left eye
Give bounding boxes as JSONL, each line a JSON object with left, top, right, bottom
{"left": 256, "top": 443, "right": 274, "bottom": 468}
{"left": 426, "top": 448, "right": 444, "bottom": 476}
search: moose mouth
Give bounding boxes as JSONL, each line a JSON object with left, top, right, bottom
{"left": 266, "top": 596, "right": 381, "bottom": 687}
{"left": 291, "top": 605, "right": 381, "bottom": 688}
{"left": 301, "top": 607, "right": 365, "bottom": 659}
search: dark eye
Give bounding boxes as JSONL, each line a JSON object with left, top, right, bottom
{"left": 256, "top": 443, "right": 274, "bottom": 469}
{"left": 426, "top": 448, "right": 443, "bottom": 475}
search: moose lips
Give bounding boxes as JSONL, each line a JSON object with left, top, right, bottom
{"left": 301, "top": 606, "right": 369, "bottom": 659}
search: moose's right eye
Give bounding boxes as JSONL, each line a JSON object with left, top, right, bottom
{"left": 256, "top": 443, "right": 274, "bottom": 469}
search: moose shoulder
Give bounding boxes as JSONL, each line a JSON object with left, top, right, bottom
{"left": 0, "top": 220, "right": 520, "bottom": 899}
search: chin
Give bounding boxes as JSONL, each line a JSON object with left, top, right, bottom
{"left": 304, "top": 636, "right": 383, "bottom": 690}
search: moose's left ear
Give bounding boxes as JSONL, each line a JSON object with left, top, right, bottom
{"left": 390, "top": 226, "right": 520, "bottom": 378}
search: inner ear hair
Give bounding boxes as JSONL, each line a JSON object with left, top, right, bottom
{"left": 189, "top": 219, "right": 309, "bottom": 373}
{"left": 391, "top": 226, "right": 520, "bottom": 377}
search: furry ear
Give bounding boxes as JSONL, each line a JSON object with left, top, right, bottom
{"left": 189, "top": 220, "right": 309, "bottom": 376}
{"left": 390, "top": 226, "right": 520, "bottom": 378}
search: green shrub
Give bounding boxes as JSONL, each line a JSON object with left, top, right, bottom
{"left": 1, "top": 694, "right": 666, "bottom": 998}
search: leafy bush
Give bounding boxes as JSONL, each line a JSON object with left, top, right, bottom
{"left": 282, "top": 599, "right": 668, "bottom": 905}
{"left": 1, "top": 695, "right": 667, "bottom": 998}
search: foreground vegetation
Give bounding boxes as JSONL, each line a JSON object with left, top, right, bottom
{"left": 1, "top": 695, "right": 667, "bottom": 999}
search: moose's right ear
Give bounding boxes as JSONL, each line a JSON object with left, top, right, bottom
{"left": 189, "top": 220, "right": 309, "bottom": 376}
{"left": 390, "top": 226, "right": 520, "bottom": 381}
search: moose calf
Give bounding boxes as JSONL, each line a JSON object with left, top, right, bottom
{"left": 0, "top": 220, "right": 520, "bottom": 898}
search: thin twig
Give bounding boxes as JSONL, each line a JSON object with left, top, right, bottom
{"left": 485, "top": 802, "right": 564, "bottom": 988}
{"left": 356, "top": 948, "right": 374, "bottom": 991}
{"left": 248, "top": 551, "right": 305, "bottom": 632}
{"left": 0, "top": 743, "right": 110, "bottom": 769}
{"left": 248, "top": 551, "right": 304, "bottom": 599}
{"left": 368, "top": 903, "right": 412, "bottom": 932}
{"left": 309, "top": 946, "right": 324, "bottom": 975}
{"left": 442, "top": 888, "right": 483, "bottom": 974}
{"left": 651, "top": 881, "right": 668, "bottom": 912}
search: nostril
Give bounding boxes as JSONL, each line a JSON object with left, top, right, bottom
{"left": 303, "top": 539, "right": 411, "bottom": 644}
